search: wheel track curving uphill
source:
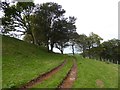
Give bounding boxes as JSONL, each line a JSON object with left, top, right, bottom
{"left": 57, "top": 59, "right": 77, "bottom": 89}
{"left": 19, "top": 60, "right": 67, "bottom": 90}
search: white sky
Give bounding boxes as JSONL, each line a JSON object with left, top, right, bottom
{"left": 35, "top": 0, "right": 119, "bottom": 41}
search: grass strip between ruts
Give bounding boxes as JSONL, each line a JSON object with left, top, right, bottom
{"left": 32, "top": 57, "right": 73, "bottom": 88}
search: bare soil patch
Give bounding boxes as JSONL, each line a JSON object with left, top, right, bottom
{"left": 96, "top": 79, "right": 104, "bottom": 88}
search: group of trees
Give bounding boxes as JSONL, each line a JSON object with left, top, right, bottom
{"left": 75, "top": 32, "right": 120, "bottom": 64}
{"left": 76, "top": 32, "right": 103, "bottom": 58}
{"left": 1, "top": 1, "right": 76, "bottom": 53}
{"left": 1, "top": 1, "right": 119, "bottom": 64}
{"left": 100, "top": 39, "right": 120, "bottom": 63}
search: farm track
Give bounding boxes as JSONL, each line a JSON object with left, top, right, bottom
{"left": 19, "top": 60, "right": 67, "bottom": 90}
{"left": 57, "top": 59, "right": 77, "bottom": 89}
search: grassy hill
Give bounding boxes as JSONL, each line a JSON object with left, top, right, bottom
{"left": 2, "top": 35, "right": 67, "bottom": 88}
{"left": 73, "top": 55, "right": 118, "bottom": 88}
{"left": 2, "top": 35, "right": 119, "bottom": 88}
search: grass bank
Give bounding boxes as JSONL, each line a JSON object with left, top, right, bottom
{"left": 2, "top": 35, "right": 66, "bottom": 88}
{"left": 73, "top": 55, "right": 118, "bottom": 88}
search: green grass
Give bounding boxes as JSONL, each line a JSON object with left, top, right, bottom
{"left": 32, "top": 57, "right": 73, "bottom": 88}
{"left": 73, "top": 55, "right": 118, "bottom": 88}
{"left": 2, "top": 35, "right": 119, "bottom": 88}
{"left": 2, "top": 35, "right": 66, "bottom": 88}
{"left": 118, "top": 65, "right": 120, "bottom": 88}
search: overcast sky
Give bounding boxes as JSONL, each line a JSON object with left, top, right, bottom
{"left": 1, "top": 0, "right": 119, "bottom": 53}
{"left": 35, "top": 0, "right": 119, "bottom": 41}
{"left": 34, "top": 0, "right": 120, "bottom": 53}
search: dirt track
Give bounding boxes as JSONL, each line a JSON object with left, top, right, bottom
{"left": 57, "top": 59, "right": 77, "bottom": 89}
{"left": 19, "top": 58, "right": 77, "bottom": 89}
{"left": 19, "top": 60, "right": 67, "bottom": 90}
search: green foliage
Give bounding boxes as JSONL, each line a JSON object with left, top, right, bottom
{"left": 76, "top": 34, "right": 88, "bottom": 57}
{"left": 75, "top": 32, "right": 119, "bottom": 64}
{"left": 32, "top": 2, "right": 67, "bottom": 51}
{"left": 23, "top": 34, "right": 33, "bottom": 43}
{"left": 1, "top": 1, "right": 35, "bottom": 40}
{"left": 88, "top": 32, "right": 103, "bottom": 48}
{"left": 32, "top": 2, "right": 77, "bottom": 52}
{"left": 1, "top": 1, "right": 77, "bottom": 53}
{"left": 100, "top": 39, "right": 120, "bottom": 63}
{"left": 69, "top": 32, "right": 79, "bottom": 55}
{"left": 53, "top": 17, "right": 77, "bottom": 53}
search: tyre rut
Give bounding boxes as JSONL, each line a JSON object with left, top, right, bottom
{"left": 19, "top": 60, "right": 67, "bottom": 90}
{"left": 57, "top": 59, "right": 77, "bottom": 89}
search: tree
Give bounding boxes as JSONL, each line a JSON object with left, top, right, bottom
{"left": 53, "top": 18, "right": 70, "bottom": 54}
{"left": 69, "top": 32, "right": 79, "bottom": 55}
{"left": 52, "top": 16, "right": 77, "bottom": 54}
{"left": 1, "top": 1, "right": 77, "bottom": 54}
{"left": 1, "top": 2, "right": 16, "bottom": 34}
{"left": 33, "top": 2, "right": 66, "bottom": 51}
{"left": 23, "top": 33, "right": 33, "bottom": 43}
{"left": 101, "top": 39, "right": 120, "bottom": 63}
{"left": 1, "top": 1, "right": 35, "bottom": 43}
{"left": 87, "top": 45, "right": 104, "bottom": 60}
{"left": 67, "top": 16, "right": 77, "bottom": 55}
{"left": 33, "top": 3, "right": 77, "bottom": 52}
{"left": 88, "top": 32, "right": 103, "bottom": 48}
{"left": 87, "top": 32, "right": 103, "bottom": 58}
{"left": 76, "top": 34, "right": 88, "bottom": 57}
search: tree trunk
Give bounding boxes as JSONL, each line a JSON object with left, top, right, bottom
{"left": 88, "top": 46, "right": 91, "bottom": 58}
{"left": 46, "top": 37, "right": 49, "bottom": 52}
{"left": 50, "top": 43, "right": 54, "bottom": 52}
{"left": 72, "top": 44, "right": 74, "bottom": 55}
{"left": 31, "top": 33, "right": 35, "bottom": 44}
{"left": 47, "top": 44, "right": 49, "bottom": 52}
{"left": 83, "top": 46, "right": 86, "bottom": 58}
{"left": 60, "top": 50, "right": 63, "bottom": 54}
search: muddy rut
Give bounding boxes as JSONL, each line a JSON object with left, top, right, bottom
{"left": 19, "top": 60, "right": 67, "bottom": 90}
{"left": 57, "top": 59, "right": 77, "bottom": 89}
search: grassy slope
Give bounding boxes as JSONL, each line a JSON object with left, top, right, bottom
{"left": 2, "top": 35, "right": 119, "bottom": 88}
{"left": 73, "top": 55, "right": 118, "bottom": 88}
{"left": 2, "top": 35, "right": 66, "bottom": 88}
{"left": 32, "top": 57, "right": 73, "bottom": 88}
{"left": 118, "top": 65, "right": 120, "bottom": 88}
